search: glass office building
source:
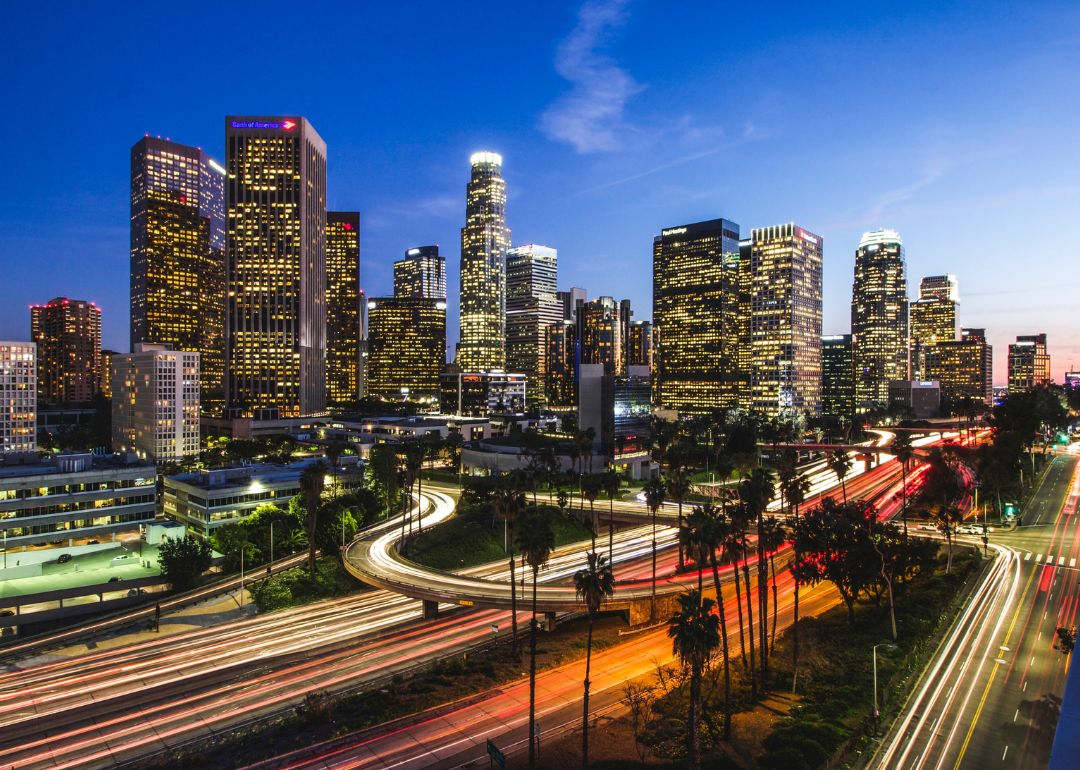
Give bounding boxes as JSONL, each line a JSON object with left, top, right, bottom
{"left": 367, "top": 298, "right": 446, "bottom": 402}
{"left": 852, "top": 229, "right": 908, "bottom": 405}
{"left": 326, "top": 212, "right": 361, "bottom": 404}
{"left": 822, "top": 334, "right": 855, "bottom": 416}
{"left": 395, "top": 246, "right": 446, "bottom": 300}
{"left": 506, "top": 244, "right": 559, "bottom": 408}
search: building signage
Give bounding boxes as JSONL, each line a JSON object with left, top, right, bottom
{"left": 798, "top": 229, "right": 818, "bottom": 244}
{"left": 662, "top": 227, "right": 688, "bottom": 237}
{"left": 230, "top": 120, "right": 296, "bottom": 130}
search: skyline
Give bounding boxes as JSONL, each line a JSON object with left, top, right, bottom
{"left": 2, "top": 1, "right": 1079, "bottom": 384}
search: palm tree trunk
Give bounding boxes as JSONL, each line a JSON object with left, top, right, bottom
{"left": 770, "top": 551, "right": 778, "bottom": 654}
{"left": 582, "top": 615, "right": 593, "bottom": 770}
{"left": 732, "top": 548, "right": 746, "bottom": 666}
{"left": 689, "top": 661, "right": 702, "bottom": 770}
{"left": 841, "top": 476, "right": 847, "bottom": 502}
{"left": 901, "top": 462, "right": 908, "bottom": 540}
{"left": 758, "top": 514, "right": 768, "bottom": 682}
{"left": 528, "top": 568, "right": 539, "bottom": 770}
{"left": 678, "top": 501, "right": 685, "bottom": 570}
{"left": 793, "top": 504, "right": 800, "bottom": 695}
{"left": 650, "top": 510, "right": 657, "bottom": 620}
{"left": 710, "top": 551, "right": 731, "bottom": 740}
{"left": 609, "top": 498, "right": 614, "bottom": 567}
{"left": 417, "top": 461, "right": 424, "bottom": 536}
{"left": 509, "top": 524, "right": 518, "bottom": 659}
{"left": 742, "top": 547, "right": 757, "bottom": 701}
{"left": 589, "top": 500, "right": 596, "bottom": 551}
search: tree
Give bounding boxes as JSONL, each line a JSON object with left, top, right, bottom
{"left": 891, "top": 431, "right": 915, "bottom": 538}
{"left": 666, "top": 469, "right": 692, "bottom": 570}
{"left": 698, "top": 504, "right": 734, "bottom": 739}
{"left": 781, "top": 471, "right": 811, "bottom": 687}
{"left": 158, "top": 536, "right": 213, "bottom": 592}
{"left": 368, "top": 444, "right": 400, "bottom": 519}
{"left": 516, "top": 508, "right": 556, "bottom": 770}
{"left": 573, "top": 552, "right": 615, "bottom": 769}
{"left": 643, "top": 477, "right": 666, "bottom": 618}
{"left": 602, "top": 469, "right": 620, "bottom": 566}
{"left": 667, "top": 590, "right": 720, "bottom": 770}
{"left": 581, "top": 473, "right": 603, "bottom": 549}
{"left": 299, "top": 460, "right": 329, "bottom": 573}
{"left": 828, "top": 448, "right": 854, "bottom": 501}
{"left": 324, "top": 441, "right": 351, "bottom": 498}
{"left": 740, "top": 466, "right": 775, "bottom": 682}
{"left": 494, "top": 477, "right": 526, "bottom": 658}
{"left": 401, "top": 440, "right": 425, "bottom": 537}
{"left": 758, "top": 517, "right": 787, "bottom": 653}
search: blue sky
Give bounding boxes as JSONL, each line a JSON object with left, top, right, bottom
{"left": 1, "top": 1, "right": 1078, "bottom": 384}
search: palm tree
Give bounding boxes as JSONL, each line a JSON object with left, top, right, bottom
{"left": 581, "top": 473, "right": 602, "bottom": 549}
{"left": 700, "top": 504, "right": 733, "bottom": 739}
{"left": 494, "top": 480, "right": 526, "bottom": 658}
{"left": 723, "top": 521, "right": 748, "bottom": 668}
{"left": 643, "top": 477, "right": 666, "bottom": 619}
{"left": 581, "top": 427, "right": 597, "bottom": 473}
{"left": 401, "top": 441, "right": 425, "bottom": 537}
{"left": 667, "top": 590, "right": 721, "bottom": 770}
{"left": 517, "top": 508, "right": 556, "bottom": 770}
{"left": 680, "top": 506, "right": 711, "bottom": 594}
{"left": 602, "top": 469, "right": 620, "bottom": 566}
{"left": 828, "top": 448, "right": 854, "bottom": 502}
{"left": 298, "top": 460, "right": 329, "bottom": 574}
{"left": 891, "top": 431, "right": 915, "bottom": 539}
{"left": 666, "top": 469, "right": 692, "bottom": 570}
{"left": 740, "top": 466, "right": 775, "bottom": 682}
{"left": 758, "top": 517, "right": 787, "bottom": 653}
{"left": 933, "top": 502, "right": 965, "bottom": 573}
{"left": 324, "top": 441, "right": 350, "bottom": 498}
{"left": 573, "top": 552, "right": 615, "bottom": 770}
{"left": 782, "top": 472, "right": 811, "bottom": 682}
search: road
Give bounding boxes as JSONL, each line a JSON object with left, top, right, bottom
{"left": 873, "top": 452, "right": 1079, "bottom": 770}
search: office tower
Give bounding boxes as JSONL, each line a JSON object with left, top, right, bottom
{"left": 909, "top": 274, "right": 959, "bottom": 379}
{"left": 577, "top": 296, "right": 623, "bottom": 376}
{"left": 458, "top": 152, "right": 511, "bottom": 372}
{"left": 619, "top": 299, "right": 633, "bottom": 372}
{"left": 226, "top": 116, "right": 327, "bottom": 417}
{"left": 506, "top": 245, "right": 559, "bottom": 408}
{"left": 627, "top": 321, "right": 653, "bottom": 368}
{"left": 653, "top": 219, "right": 745, "bottom": 415}
{"left": 822, "top": 334, "right": 855, "bottom": 416}
{"left": 1008, "top": 334, "right": 1050, "bottom": 392}
{"left": 395, "top": 246, "right": 446, "bottom": 299}
{"left": 887, "top": 380, "right": 940, "bottom": 420}
{"left": 366, "top": 298, "right": 446, "bottom": 402}
{"left": 99, "top": 350, "right": 117, "bottom": 399}
{"left": 1, "top": 342, "right": 37, "bottom": 455}
{"left": 357, "top": 290, "right": 368, "bottom": 399}
{"left": 926, "top": 328, "right": 993, "bottom": 406}
{"left": 852, "top": 229, "right": 909, "bottom": 405}
{"left": 440, "top": 371, "right": 526, "bottom": 416}
{"left": 750, "top": 224, "right": 824, "bottom": 417}
{"left": 558, "top": 287, "right": 587, "bottom": 322}
{"left": 545, "top": 321, "right": 578, "bottom": 407}
{"left": 130, "top": 137, "right": 226, "bottom": 413}
{"left": 112, "top": 344, "right": 200, "bottom": 464}
{"left": 326, "top": 211, "right": 361, "bottom": 405}
{"left": 30, "top": 298, "right": 101, "bottom": 405}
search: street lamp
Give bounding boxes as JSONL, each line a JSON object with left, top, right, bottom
{"left": 873, "top": 643, "right": 898, "bottom": 736}
{"left": 268, "top": 519, "right": 282, "bottom": 575}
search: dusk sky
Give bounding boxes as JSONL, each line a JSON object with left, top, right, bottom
{"left": 1, "top": 1, "right": 1078, "bottom": 384}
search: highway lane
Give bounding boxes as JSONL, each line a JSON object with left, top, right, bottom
{"left": 873, "top": 453, "right": 1079, "bottom": 770}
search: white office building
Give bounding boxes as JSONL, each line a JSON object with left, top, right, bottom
{"left": 112, "top": 344, "right": 200, "bottom": 465}
{"left": 1, "top": 342, "right": 37, "bottom": 458}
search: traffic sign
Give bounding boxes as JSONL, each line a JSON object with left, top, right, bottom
{"left": 487, "top": 739, "right": 505, "bottom": 769}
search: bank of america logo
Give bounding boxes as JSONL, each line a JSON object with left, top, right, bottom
{"left": 282, "top": 120, "right": 296, "bottom": 130}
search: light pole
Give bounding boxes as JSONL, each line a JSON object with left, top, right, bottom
{"left": 874, "top": 643, "right": 898, "bottom": 736}
{"left": 982, "top": 502, "right": 990, "bottom": 557}
{"left": 269, "top": 519, "right": 282, "bottom": 575}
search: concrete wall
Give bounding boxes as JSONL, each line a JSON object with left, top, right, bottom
{"left": 1, "top": 540, "right": 121, "bottom": 568}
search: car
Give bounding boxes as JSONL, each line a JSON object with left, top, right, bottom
{"left": 916, "top": 524, "right": 936, "bottom": 532}
{"left": 87, "top": 539, "right": 100, "bottom": 545}
{"left": 112, "top": 554, "right": 134, "bottom": 561}
{"left": 108, "top": 576, "right": 121, "bottom": 583}
{"left": 50, "top": 540, "right": 65, "bottom": 545}
{"left": 0, "top": 610, "right": 14, "bottom": 617}
{"left": 57, "top": 554, "right": 73, "bottom": 564}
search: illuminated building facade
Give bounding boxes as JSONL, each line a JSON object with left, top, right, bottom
{"left": 226, "top": 116, "right": 327, "bottom": 418}
{"left": 440, "top": 371, "right": 526, "bottom": 416}
{"left": 852, "top": 229, "right": 908, "bottom": 405}
{"left": 627, "top": 321, "right": 653, "bottom": 369}
{"left": 577, "top": 296, "right": 624, "bottom": 376}
{"left": 458, "top": 152, "right": 510, "bottom": 372}
{"left": 112, "top": 344, "right": 200, "bottom": 464}
{"left": 653, "top": 218, "right": 745, "bottom": 415}
{"left": 130, "top": 137, "right": 226, "bottom": 413}
{"left": 1, "top": 342, "right": 36, "bottom": 455}
{"left": 925, "top": 328, "right": 993, "bottom": 406}
{"left": 1008, "top": 333, "right": 1050, "bottom": 392}
{"left": 326, "top": 212, "right": 361, "bottom": 405}
{"left": 395, "top": 246, "right": 446, "bottom": 299}
{"left": 545, "top": 321, "right": 578, "bottom": 407}
{"left": 909, "top": 274, "right": 959, "bottom": 379}
{"left": 750, "top": 224, "right": 824, "bottom": 417}
{"left": 506, "top": 245, "right": 559, "bottom": 409}
{"left": 558, "top": 287, "right": 587, "bottom": 322}
{"left": 99, "top": 350, "right": 117, "bottom": 399}
{"left": 822, "top": 334, "right": 854, "bottom": 416}
{"left": 367, "top": 298, "right": 446, "bottom": 402}
{"left": 31, "top": 298, "right": 101, "bottom": 405}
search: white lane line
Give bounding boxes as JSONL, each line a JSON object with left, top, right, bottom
{"left": 1036, "top": 554, "right": 1043, "bottom": 562}
{"left": 1072, "top": 559, "right": 1077, "bottom": 568}
{"left": 1003, "top": 745, "right": 1009, "bottom": 760}
{"left": 1048, "top": 554, "right": 1054, "bottom": 563}
{"left": 1024, "top": 681, "right": 1028, "bottom": 691}
{"left": 1031, "top": 656, "right": 1036, "bottom": 665}
{"left": 1025, "top": 553, "right": 1031, "bottom": 561}
{"left": 1060, "top": 556, "right": 1066, "bottom": 566}
{"left": 1014, "top": 709, "right": 1018, "bottom": 721}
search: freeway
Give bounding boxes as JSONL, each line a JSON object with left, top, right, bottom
{"left": 872, "top": 452, "right": 1079, "bottom": 770}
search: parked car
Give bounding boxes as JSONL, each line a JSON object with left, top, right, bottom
{"left": 112, "top": 554, "right": 134, "bottom": 561}
{"left": 87, "top": 539, "right": 100, "bottom": 545}
{"left": 50, "top": 540, "right": 64, "bottom": 545}
{"left": 108, "top": 576, "right": 122, "bottom": 583}
{"left": 57, "top": 554, "right": 73, "bottom": 564}
{"left": 0, "top": 610, "right": 14, "bottom": 617}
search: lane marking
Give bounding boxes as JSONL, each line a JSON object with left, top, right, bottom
{"left": 1036, "top": 554, "right": 1043, "bottom": 562}
{"left": 1013, "top": 709, "right": 1018, "bottom": 721}
{"left": 1072, "top": 559, "right": 1077, "bottom": 568}
{"left": 1025, "top": 553, "right": 1031, "bottom": 561}
{"left": 1003, "top": 745, "right": 1008, "bottom": 760}
{"left": 1024, "top": 681, "right": 1028, "bottom": 691}
{"left": 1060, "top": 556, "right": 1066, "bottom": 566}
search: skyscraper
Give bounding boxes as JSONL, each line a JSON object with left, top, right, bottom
{"left": 1, "top": 342, "right": 36, "bottom": 455}
{"left": 1008, "top": 334, "right": 1050, "bottom": 392}
{"left": 112, "top": 344, "right": 200, "bottom": 464}
{"left": 909, "top": 274, "right": 959, "bottom": 379}
{"left": 545, "top": 321, "right": 578, "bottom": 407}
{"left": 822, "top": 334, "right": 854, "bottom": 416}
{"left": 366, "top": 298, "right": 446, "bottom": 402}
{"left": 395, "top": 246, "right": 446, "bottom": 299}
{"left": 926, "top": 328, "right": 993, "bottom": 406}
{"left": 577, "top": 296, "right": 624, "bottom": 376}
{"left": 326, "top": 211, "right": 361, "bottom": 405}
{"left": 225, "top": 116, "right": 327, "bottom": 417}
{"left": 558, "top": 287, "right": 587, "bottom": 322}
{"left": 506, "top": 244, "right": 559, "bottom": 408}
{"left": 852, "top": 229, "right": 908, "bottom": 405}
{"left": 750, "top": 224, "right": 824, "bottom": 417}
{"left": 30, "top": 298, "right": 101, "bottom": 405}
{"left": 627, "top": 321, "right": 653, "bottom": 369}
{"left": 458, "top": 152, "right": 510, "bottom": 371}
{"left": 130, "top": 137, "right": 226, "bottom": 413}
{"left": 653, "top": 218, "right": 745, "bottom": 415}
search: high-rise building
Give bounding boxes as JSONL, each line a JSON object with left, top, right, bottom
{"left": 822, "top": 334, "right": 854, "bottom": 416}
{"left": 506, "top": 245, "right": 559, "bottom": 408}
{"left": 395, "top": 246, "right": 446, "bottom": 299}
{"left": 750, "top": 224, "right": 824, "bottom": 417}
{"left": 653, "top": 218, "right": 745, "bottom": 415}
{"left": 326, "top": 211, "right": 361, "bottom": 405}
{"left": 1008, "top": 334, "right": 1050, "bottom": 392}
{"left": 926, "top": 328, "right": 993, "bottom": 406}
{"left": 30, "top": 298, "right": 101, "bottom": 405}
{"left": 909, "top": 274, "right": 959, "bottom": 379}
{"left": 545, "top": 321, "right": 578, "bottom": 408}
{"left": 99, "top": 349, "right": 117, "bottom": 399}
{"left": 366, "top": 297, "right": 446, "bottom": 402}
{"left": 458, "top": 152, "right": 510, "bottom": 372}
{"left": 577, "top": 296, "right": 624, "bottom": 376}
{"left": 558, "top": 287, "right": 587, "bottom": 322}
{"left": 852, "top": 229, "right": 908, "bottom": 405}
{"left": 112, "top": 343, "right": 200, "bottom": 464}
{"left": 357, "top": 289, "right": 368, "bottom": 399}
{"left": 1, "top": 342, "right": 36, "bottom": 455}
{"left": 627, "top": 321, "right": 653, "bottom": 369}
{"left": 130, "top": 137, "right": 226, "bottom": 413}
{"left": 226, "top": 116, "right": 327, "bottom": 417}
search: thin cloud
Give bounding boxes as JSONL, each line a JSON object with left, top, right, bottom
{"left": 540, "top": 0, "right": 644, "bottom": 153}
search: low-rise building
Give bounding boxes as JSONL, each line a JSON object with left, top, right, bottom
{"left": 888, "top": 380, "right": 940, "bottom": 420}
{"left": 0, "top": 452, "right": 157, "bottom": 554}
{"left": 440, "top": 371, "right": 526, "bottom": 417}
{"left": 1008, "top": 334, "right": 1050, "bottom": 392}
